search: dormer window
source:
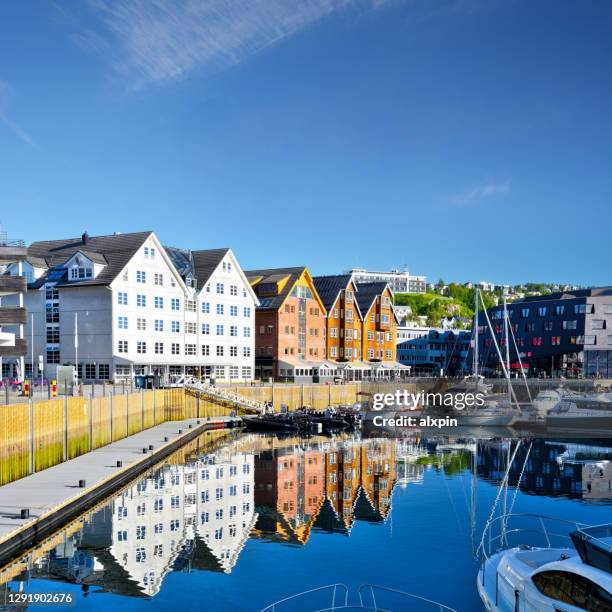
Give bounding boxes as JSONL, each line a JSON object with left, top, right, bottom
{"left": 70, "top": 257, "right": 92, "bottom": 280}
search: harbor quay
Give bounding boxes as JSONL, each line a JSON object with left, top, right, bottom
{"left": 0, "top": 415, "right": 238, "bottom": 567}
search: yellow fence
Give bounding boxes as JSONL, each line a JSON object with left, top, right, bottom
{"left": 0, "top": 388, "right": 233, "bottom": 487}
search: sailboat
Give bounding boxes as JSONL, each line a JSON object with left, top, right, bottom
{"left": 460, "top": 290, "right": 522, "bottom": 426}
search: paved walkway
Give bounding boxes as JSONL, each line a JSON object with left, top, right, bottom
{"left": 0, "top": 416, "right": 235, "bottom": 548}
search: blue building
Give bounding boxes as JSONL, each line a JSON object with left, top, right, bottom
{"left": 397, "top": 329, "right": 471, "bottom": 376}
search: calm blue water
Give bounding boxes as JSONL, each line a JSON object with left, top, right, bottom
{"left": 1, "top": 433, "right": 611, "bottom": 611}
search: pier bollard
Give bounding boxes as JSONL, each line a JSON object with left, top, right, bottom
{"left": 116, "top": 460, "right": 123, "bottom": 467}
{"left": 196, "top": 420, "right": 201, "bottom": 425}
{"left": 142, "top": 448, "right": 147, "bottom": 454}
{"left": 148, "top": 444, "right": 154, "bottom": 450}
{"left": 164, "top": 436, "right": 169, "bottom": 442}
{"left": 78, "top": 480, "right": 86, "bottom": 488}
{"left": 178, "top": 429, "right": 183, "bottom": 434}
{"left": 188, "top": 424, "right": 192, "bottom": 429}
{"left": 20, "top": 509, "right": 29, "bottom": 519}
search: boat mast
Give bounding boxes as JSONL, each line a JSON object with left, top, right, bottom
{"left": 473, "top": 286, "right": 479, "bottom": 376}
{"left": 503, "top": 292, "right": 511, "bottom": 402}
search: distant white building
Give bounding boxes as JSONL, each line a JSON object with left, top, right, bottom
{"left": 347, "top": 267, "right": 427, "bottom": 294}
{"left": 396, "top": 322, "right": 432, "bottom": 343}
{"left": 2, "top": 232, "right": 258, "bottom": 382}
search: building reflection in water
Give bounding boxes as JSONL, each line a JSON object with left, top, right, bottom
{"left": 476, "top": 439, "right": 612, "bottom": 501}
{"left": 5, "top": 434, "right": 610, "bottom": 602}
{"left": 5, "top": 434, "right": 400, "bottom": 600}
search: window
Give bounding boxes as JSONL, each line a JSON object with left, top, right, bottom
{"left": 185, "top": 322, "right": 197, "bottom": 334}
{"left": 137, "top": 317, "right": 146, "bottom": 331}
{"left": 136, "top": 525, "right": 146, "bottom": 540}
{"left": 155, "top": 342, "right": 164, "bottom": 354}
{"left": 99, "top": 364, "right": 110, "bottom": 379}
{"left": 185, "top": 300, "right": 196, "bottom": 312}
{"left": 543, "top": 321, "right": 553, "bottom": 331}
{"left": 171, "top": 298, "right": 180, "bottom": 310}
{"left": 243, "top": 327, "right": 251, "bottom": 337}
{"left": 551, "top": 336, "right": 561, "bottom": 345}
{"left": 135, "top": 548, "right": 146, "bottom": 563}
{"left": 137, "top": 341, "right": 146, "bottom": 354}
{"left": 216, "top": 304, "right": 224, "bottom": 315}
{"left": 202, "top": 302, "right": 210, "bottom": 313}
{"left": 229, "top": 366, "right": 239, "bottom": 378}
{"left": 230, "top": 346, "right": 237, "bottom": 357}
{"left": 538, "top": 307, "right": 547, "bottom": 316}
{"left": 46, "top": 326, "right": 60, "bottom": 343}
{"left": 243, "top": 346, "right": 251, "bottom": 357}
{"left": 563, "top": 320, "right": 577, "bottom": 330}
{"left": 575, "top": 304, "right": 591, "bottom": 314}
{"left": 555, "top": 305, "right": 565, "bottom": 315}
{"left": 230, "top": 284, "right": 237, "bottom": 296}
{"left": 118, "top": 291, "right": 128, "bottom": 305}
{"left": 330, "top": 327, "right": 338, "bottom": 338}
{"left": 230, "top": 325, "right": 237, "bottom": 336}
{"left": 185, "top": 344, "right": 196, "bottom": 355}
{"left": 230, "top": 305, "right": 238, "bottom": 316}
{"left": 70, "top": 265, "right": 92, "bottom": 280}
{"left": 154, "top": 296, "right": 164, "bottom": 309}
{"left": 136, "top": 271, "right": 146, "bottom": 283}
{"left": 45, "top": 305, "right": 59, "bottom": 323}
{"left": 202, "top": 323, "right": 210, "bottom": 335}
{"left": 242, "top": 366, "right": 252, "bottom": 379}
{"left": 46, "top": 349, "right": 60, "bottom": 364}
{"left": 531, "top": 570, "right": 611, "bottom": 609}
{"left": 172, "top": 320, "right": 180, "bottom": 333}
{"left": 155, "top": 319, "right": 163, "bottom": 332}
{"left": 85, "top": 363, "right": 96, "bottom": 379}
{"left": 202, "top": 344, "right": 210, "bottom": 356}
{"left": 45, "top": 286, "right": 59, "bottom": 301}
{"left": 171, "top": 343, "right": 180, "bottom": 355}
{"left": 604, "top": 304, "right": 612, "bottom": 315}
{"left": 118, "top": 340, "right": 128, "bottom": 353}
{"left": 216, "top": 283, "right": 224, "bottom": 294}
{"left": 137, "top": 294, "right": 146, "bottom": 307}
{"left": 216, "top": 346, "right": 224, "bottom": 356}
{"left": 244, "top": 307, "right": 251, "bottom": 317}
{"left": 216, "top": 324, "right": 224, "bottom": 335}
{"left": 521, "top": 308, "right": 530, "bottom": 318}
{"left": 583, "top": 335, "right": 596, "bottom": 345}
{"left": 154, "top": 273, "right": 163, "bottom": 285}
{"left": 592, "top": 319, "right": 606, "bottom": 330}
{"left": 118, "top": 316, "right": 128, "bottom": 330}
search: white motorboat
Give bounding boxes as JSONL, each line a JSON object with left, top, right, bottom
{"left": 477, "top": 513, "right": 612, "bottom": 611}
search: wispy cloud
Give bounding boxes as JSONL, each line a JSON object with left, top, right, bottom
{"left": 451, "top": 180, "right": 510, "bottom": 206}
{"left": 79, "top": 0, "right": 390, "bottom": 87}
{"left": 0, "top": 80, "right": 37, "bottom": 148}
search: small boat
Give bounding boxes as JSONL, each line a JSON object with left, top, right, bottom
{"left": 477, "top": 513, "right": 612, "bottom": 611}
{"left": 242, "top": 415, "right": 300, "bottom": 433}
{"left": 261, "top": 583, "right": 458, "bottom": 611}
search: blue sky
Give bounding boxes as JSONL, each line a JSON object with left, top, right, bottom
{"left": 1, "top": 0, "right": 610, "bottom": 286}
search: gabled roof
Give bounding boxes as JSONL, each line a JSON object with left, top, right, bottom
{"left": 27, "top": 231, "right": 153, "bottom": 288}
{"left": 355, "top": 281, "right": 390, "bottom": 314}
{"left": 312, "top": 274, "right": 353, "bottom": 311}
{"left": 245, "top": 266, "right": 320, "bottom": 311}
{"left": 192, "top": 248, "right": 230, "bottom": 289}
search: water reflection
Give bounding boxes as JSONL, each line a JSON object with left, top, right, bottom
{"left": 1, "top": 432, "right": 610, "bottom": 606}
{"left": 476, "top": 439, "right": 612, "bottom": 501}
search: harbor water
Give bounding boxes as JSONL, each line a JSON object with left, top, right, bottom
{"left": 0, "top": 429, "right": 610, "bottom": 611}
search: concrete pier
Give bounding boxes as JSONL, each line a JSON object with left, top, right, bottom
{"left": 0, "top": 416, "right": 238, "bottom": 565}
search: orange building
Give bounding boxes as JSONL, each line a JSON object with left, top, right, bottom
{"left": 356, "top": 282, "right": 398, "bottom": 365}
{"left": 245, "top": 267, "right": 327, "bottom": 382}
{"left": 313, "top": 275, "right": 362, "bottom": 362}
